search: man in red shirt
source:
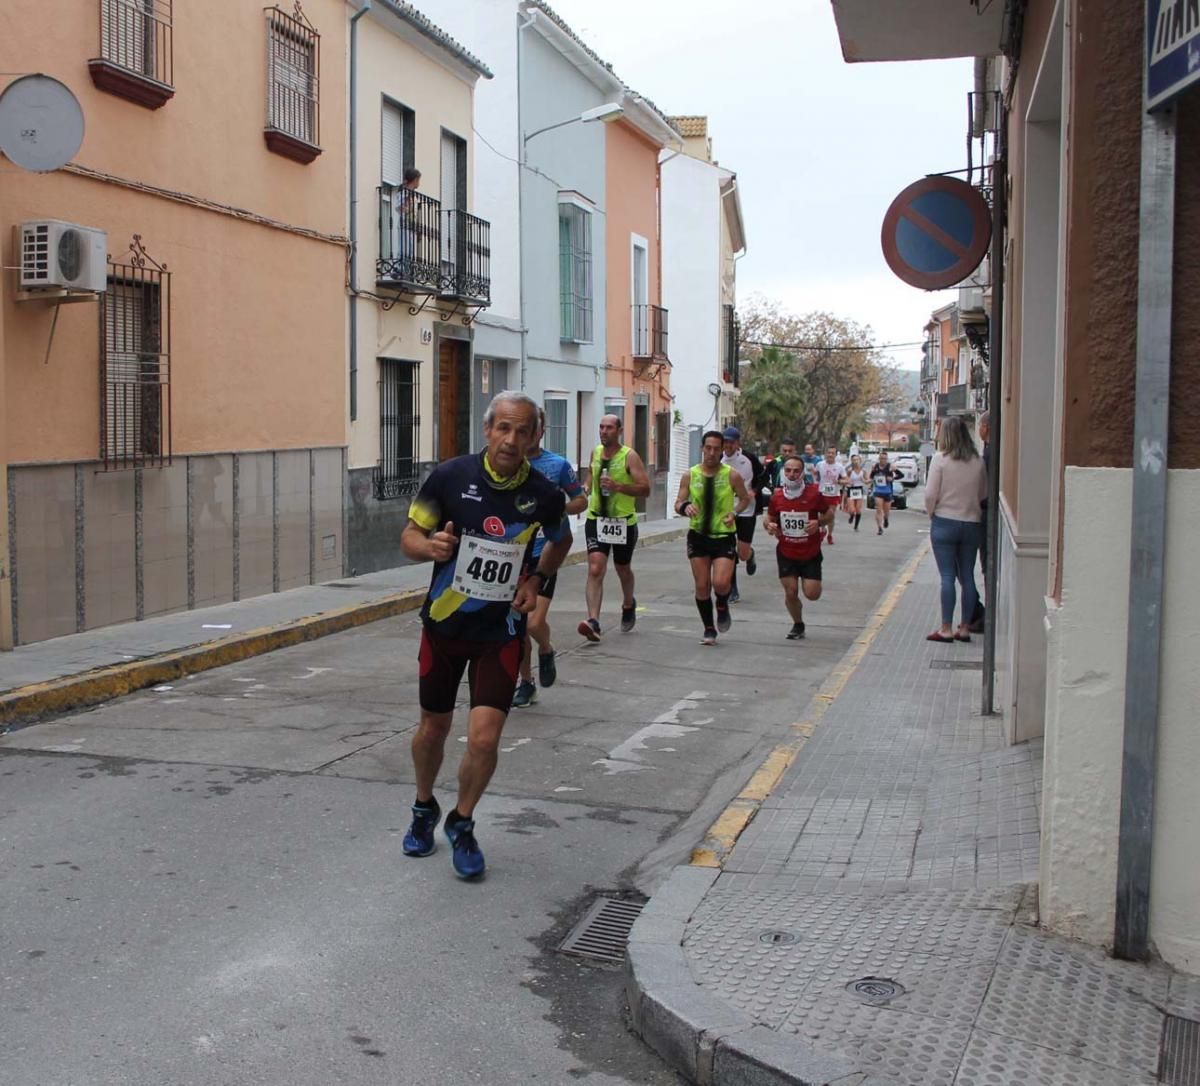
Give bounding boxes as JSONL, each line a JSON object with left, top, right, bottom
{"left": 764, "top": 454, "right": 837, "bottom": 639}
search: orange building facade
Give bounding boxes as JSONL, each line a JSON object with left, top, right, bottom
{"left": 1, "top": 0, "right": 348, "bottom": 645}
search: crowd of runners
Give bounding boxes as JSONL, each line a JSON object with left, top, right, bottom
{"left": 396, "top": 392, "right": 920, "bottom": 879}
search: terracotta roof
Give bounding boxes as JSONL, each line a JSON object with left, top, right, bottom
{"left": 373, "top": 0, "right": 493, "bottom": 79}
{"left": 523, "top": 1, "right": 680, "bottom": 137}
{"left": 670, "top": 115, "right": 708, "bottom": 137}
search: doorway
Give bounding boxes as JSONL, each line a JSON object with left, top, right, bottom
{"left": 634, "top": 401, "right": 650, "bottom": 514}
{"left": 438, "top": 337, "right": 470, "bottom": 461}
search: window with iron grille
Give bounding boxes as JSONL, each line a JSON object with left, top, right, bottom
{"left": 654, "top": 410, "right": 671, "bottom": 472}
{"left": 90, "top": 0, "right": 174, "bottom": 107}
{"left": 374, "top": 360, "right": 421, "bottom": 500}
{"left": 558, "top": 200, "right": 593, "bottom": 344}
{"left": 101, "top": 251, "right": 171, "bottom": 470}
{"left": 265, "top": 5, "right": 320, "bottom": 161}
{"left": 543, "top": 396, "right": 568, "bottom": 458}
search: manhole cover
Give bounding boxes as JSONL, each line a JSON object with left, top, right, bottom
{"left": 846, "top": 977, "right": 906, "bottom": 1002}
{"left": 758, "top": 930, "right": 799, "bottom": 946}
{"left": 558, "top": 897, "right": 644, "bottom": 963}
{"left": 930, "top": 659, "right": 984, "bottom": 670}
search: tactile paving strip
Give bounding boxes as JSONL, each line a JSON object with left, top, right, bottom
{"left": 1169, "top": 971, "right": 1200, "bottom": 1022}
{"left": 955, "top": 1029, "right": 1157, "bottom": 1086}
{"left": 976, "top": 925, "right": 1167, "bottom": 1077}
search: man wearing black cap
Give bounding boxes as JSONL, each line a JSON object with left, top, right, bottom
{"left": 721, "top": 426, "right": 763, "bottom": 603}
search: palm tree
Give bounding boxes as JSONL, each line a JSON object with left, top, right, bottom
{"left": 734, "top": 347, "right": 808, "bottom": 447}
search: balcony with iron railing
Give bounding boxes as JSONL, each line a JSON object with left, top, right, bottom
{"left": 632, "top": 304, "right": 668, "bottom": 362}
{"left": 722, "top": 303, "right": 740, "bottom": 387}
{"left": 438, "top": 209, "right": 491, "bottom": 307}
{"left": 377, "top": 186, "right": 443, "bottom": 293}
{"left": 89, "top": 0, "right": 175, "bottom": 109}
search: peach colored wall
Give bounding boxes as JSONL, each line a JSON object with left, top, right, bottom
{"left": 1, "top": 0, "right": 346, "bottom": 463}
{"left": 604, "top": 120, "right": 670, "bottom": 463}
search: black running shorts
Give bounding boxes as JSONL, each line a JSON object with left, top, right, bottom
{"left": 418, "top": 626, "right": 522, "bottom": 714}
{"left": 735, "top": 516, "right": 757, "bottom": 544}
{"left": 584, "top": 517, "right": 638, "bottom": 566}
{"left": 686, "top": 530, "right": 738, "bottom": 561}
{"left": 776, "top": 553, "right": 823, "bottom": 582}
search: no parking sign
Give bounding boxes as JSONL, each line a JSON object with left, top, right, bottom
{"left": 880, "top": 176, "right": 991, "bottom": 291}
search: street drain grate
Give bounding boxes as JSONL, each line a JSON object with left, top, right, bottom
{"left": 558, "top": 897, "right": 644, "bottom": 963}
{"left": 846, "top": 977, "right": 906, "bottom": 1002}
{"left": 759, "top": 930, "right": 799, "bottom": 946}
{"left": 930, "top": 659, "right": 984, "bottom": 670}
{"left": 1162, "top": 1015, "right": 1200, "bottom": 1086}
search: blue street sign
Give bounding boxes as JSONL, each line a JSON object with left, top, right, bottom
{"left": 1147, "top": 0, "right": 1200, "bottom": 111}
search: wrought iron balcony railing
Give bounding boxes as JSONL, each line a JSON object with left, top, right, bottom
{"left": 439, "top": 209, "right": 491, "bottom": 306}
{"left": 722, "top": 303, "right": 740, "bottom": 386}
{"left": 632, "top": 304, "right": 668, "bottom": 361}
{"left": 377, "top": 186, "right": 443, "bottom": 292}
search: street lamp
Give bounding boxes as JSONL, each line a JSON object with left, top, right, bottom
{"left": 522, "top": 102, "right": 624, "bottom": 147}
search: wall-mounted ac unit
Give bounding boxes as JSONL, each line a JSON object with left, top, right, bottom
{"left": 20, "top": 220, "right": 108, "bottom": 292}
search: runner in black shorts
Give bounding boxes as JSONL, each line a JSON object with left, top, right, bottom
{"left": 764, "top": 455, "right": 837, "bottom": 640}
{"left": 398, "top": 391, "right": 571, "bottom": 879}
{"left": 676, "top": 430, "right": 752, "bottom": 645}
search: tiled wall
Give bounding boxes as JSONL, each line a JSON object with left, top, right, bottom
{"left": 6, "top": 448, "right": 345, "bottom": 646}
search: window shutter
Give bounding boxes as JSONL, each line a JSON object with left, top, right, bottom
{"left": 381, "top": 101, "right": 404, "bottom": 185}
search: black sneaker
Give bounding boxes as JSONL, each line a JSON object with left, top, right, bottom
{"left": 728, "top": 589, "right": 741, "bottom": 604}
{"left": 877, "top": 527, "right": 883, "bottom": 536}
{"left": 445, "top": 816, "right": 485, "bottom": 879}
{"left": 700, "top": 628, "right": 717, "bottom": 646}
{"left": 511, "top": 679, "right": 537, "bottom": 708}
{"left": 884, "top": 516, "right": 889, "bottom": 528}
{"left": 745, "top": 551, "right": 757, "bottom": 576}
{"left": 716, "top": 605, "right": 732, "bottom": 633}
{"left": 402, "top": 797, "right": 441, "bottom": 857}
{"left": 786, "top": 622, "right": 806, "bottom": 640}
{"left": 620, "top": 599, "right": 637, "bottom": 633}
{"left": 538, "top": 650, "right": 557, "bottom": 687}
{"left": 577, "top": 618, "right": 602, "bottom": 643}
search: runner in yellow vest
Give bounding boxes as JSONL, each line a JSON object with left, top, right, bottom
{"left": 577, "top": 414, "right": 651, "bottom": 642}
{"left": 674, "top": 430, "right": 752, "bottom": 645}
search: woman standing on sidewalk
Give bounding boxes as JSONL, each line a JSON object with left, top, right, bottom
{"left": 924, "top": 416, "right": 987, "bottom": 643}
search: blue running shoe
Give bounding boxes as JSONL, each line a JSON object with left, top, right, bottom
{"left": 445, "top": 816, "right": 485, "bottom": 879}
{"left": 511, "top": 679, "right": 537, "bottom": 708}
{"left": 402, "top": 798, "right": 441, "bottom": 857}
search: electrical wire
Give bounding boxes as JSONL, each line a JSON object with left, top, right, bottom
{"left": 743, "top": 339, "right": 927, "bottom": 352}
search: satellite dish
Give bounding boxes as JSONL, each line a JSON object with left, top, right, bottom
{"left": 0, "top": 74, "right": 85, "bottom": 173}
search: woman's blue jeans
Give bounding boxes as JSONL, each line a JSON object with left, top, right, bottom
{"left": 929, "top": 515, "right": 981, "bottom": 628}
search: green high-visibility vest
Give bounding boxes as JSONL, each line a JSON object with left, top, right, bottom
{"left": 688, "top": 464, "right": 736, "bottom": 537}
{"left": 587, "top": 444, "right": 638, "bottom": 524}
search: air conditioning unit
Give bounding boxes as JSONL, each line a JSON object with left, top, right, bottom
{"left": 20, "top": 220, "right": 108, "bottom": 292}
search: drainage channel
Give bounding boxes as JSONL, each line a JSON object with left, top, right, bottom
{"left": 558, "top": 897, "right": 645, "bottom": 964}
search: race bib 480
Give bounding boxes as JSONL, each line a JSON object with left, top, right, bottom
{"left": 452, "top": 535, "right": 524, "bottom": 602}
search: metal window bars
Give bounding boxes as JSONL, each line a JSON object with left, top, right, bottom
{"left": 722, "top": 304, "right": 740, "bottom": 387}
{"left": 101, "top": 237, "right": 171, "bottom": 470}
{"left": 632, "top": 304, "right": 669, "bottom": 361}
{"left": 265, "top": 4, "right": 319, "bottom": 148}
{"left": 440, "top": 208, "right": 491, "bottom": 304}
{"left": 373, "top": 360, "right": 421, "bottom": 500}
{"left": 558, "top": 204, "right": 593, "bottom": 343}
{"left": 100, "top": 0, "right": 173, "bottom": 86}
{"left": 377, "top": 186, "right": 444, "bottom": 291}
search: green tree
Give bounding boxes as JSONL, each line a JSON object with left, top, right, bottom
{"left": 733, "top": 347, "right": 808, "bottom": 448}
{"left": 907, "top": 433, "right": 921, "bottom": 452}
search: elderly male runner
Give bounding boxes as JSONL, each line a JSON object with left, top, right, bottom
{"left": 765, "top": 454, "right": 837, "bottom": 639}
{"left": 676, "top": 430, "right": 753, "bottom": 645}
{"left": 512, "top": 409, "right": 587, "bottom": 708}
{"left": 399, "top": 392, "right": 571, "bottom": 878}
{"left": 577, "top": 414, "right": 651, "bottom": 642}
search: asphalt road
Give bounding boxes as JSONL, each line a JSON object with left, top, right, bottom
{"left": 1, "top": 499, "right": 926, "bottom": 1086}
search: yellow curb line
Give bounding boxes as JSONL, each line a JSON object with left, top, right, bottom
{"left": 0, "top": 525, "right": 689, "bottom": 731}
{"left": 688, "top": 539, "right": 930, "bottom": 868}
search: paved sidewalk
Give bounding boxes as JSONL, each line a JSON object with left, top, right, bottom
{"left": 628, "top": 551, "right": 1200, "bottom": 1086}
{"left": 0, "top": 516, "right": 684, "bottom": 726}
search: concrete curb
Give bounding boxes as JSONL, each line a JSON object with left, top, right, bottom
{"left": 627, "top": 541, "right": 930, "bottom": 1086}
{"left": 0, "top": 525, "right": 688, "bottom": 731}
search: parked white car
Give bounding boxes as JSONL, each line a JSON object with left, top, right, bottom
{"left": 890, "top": 453, "right": 920, "bottom": 488}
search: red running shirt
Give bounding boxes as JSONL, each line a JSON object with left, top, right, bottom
{"left": 769, "top": 485, "right": 836, "bottom": 560}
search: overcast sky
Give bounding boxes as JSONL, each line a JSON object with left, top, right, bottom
{"left": 546, "top": 0, "right": 973, "bottom": 371}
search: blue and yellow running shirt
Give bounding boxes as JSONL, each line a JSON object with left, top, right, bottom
{"left": 528, "top": 448, "right": 583, "bottom": 558}
{"left": 409, "top": 452, "right": 568, "bottom": 641}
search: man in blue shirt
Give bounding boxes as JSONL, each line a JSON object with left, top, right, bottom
{"left": 399, "top": 391, "right": 571, "bottom": 879}
{"left": 512, "top": 409, "right": 587, "bottom": 708}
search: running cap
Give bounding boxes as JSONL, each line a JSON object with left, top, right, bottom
{"left": 721, "top": 426, "right": 741, "bottom": 441}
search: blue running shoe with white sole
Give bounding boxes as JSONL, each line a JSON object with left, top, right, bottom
{"left": 445, "top": 816, "right": 485, "bottom": 879}
{"left": 402, "top": 798, "right": 441, "bottom": 857}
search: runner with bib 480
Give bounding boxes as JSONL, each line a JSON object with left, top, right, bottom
{"left": 578, "top": 414, "right": 651, "bottom": 643}
{"left": 398, "top": 392, "right": 570, "bottom": 880}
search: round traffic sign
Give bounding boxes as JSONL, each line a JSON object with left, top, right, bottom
{"left": 881, "top": 176, "right": 991, "bottom": 291}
